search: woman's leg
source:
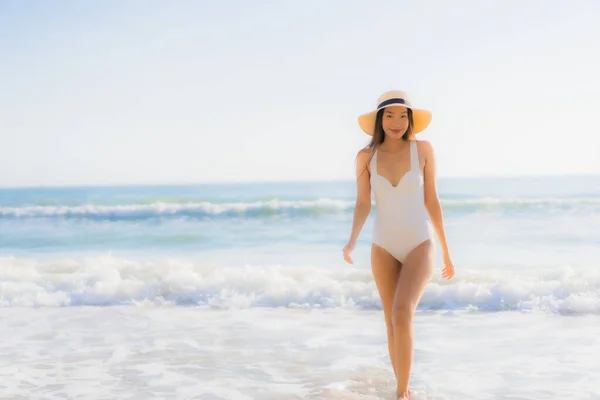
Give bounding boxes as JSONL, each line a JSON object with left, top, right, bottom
{"left": 392, "top": 239, "right": 435, "bottom": 399}
{"left": 371, "top": 244, "right": 402, "bottom": 379}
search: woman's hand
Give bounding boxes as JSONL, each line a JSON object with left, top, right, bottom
{"left": 343, "top": 241, "right": 356, "bottom": 264}
{"left": 442, "top": 253, "right": 455, "bottom": 279}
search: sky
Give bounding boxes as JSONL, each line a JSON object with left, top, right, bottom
{"left": 1, "top": 0, "right": 599, "bottom": 187}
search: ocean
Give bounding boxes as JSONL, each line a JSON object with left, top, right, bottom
{"left": 1, "top": 176, "right": 599, "bottom": 399}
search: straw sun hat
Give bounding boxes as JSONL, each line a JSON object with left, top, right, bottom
{"left": 357, "top": 90, "right": 432, "bottom": 136}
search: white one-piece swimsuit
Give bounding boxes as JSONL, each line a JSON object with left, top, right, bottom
{"left": 369, "top": 140, "right": 434, "bottom": 263}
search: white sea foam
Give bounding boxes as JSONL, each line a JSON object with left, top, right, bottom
{"left": 1, "top": 255, "right": 598, "bottom": 315}
{"left": 0, "top": 199, "right": 354, "bottom": 219}
{"left": 2, "top": 197, "right": 599, "bottom": 220}
{"left": 0, "top": 307, "right": 598, "bottom": 399}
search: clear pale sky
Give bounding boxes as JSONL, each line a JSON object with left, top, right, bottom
{"left": 1, "top": 0, "right": 599, "bottom": 187}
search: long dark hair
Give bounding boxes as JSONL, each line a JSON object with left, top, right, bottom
{"left": 359, "top": 107, "right": 414, "bottom": 177}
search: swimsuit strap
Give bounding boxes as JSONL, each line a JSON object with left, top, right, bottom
{"left": 410, "top": 140, "right": 419, "bottom": 171}
{"left": 370, "top": 148, "right": 378, "bottom": 176}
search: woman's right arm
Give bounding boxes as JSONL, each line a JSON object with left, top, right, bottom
{"left": 343, "top": 149, "right": 372, "bottom": 263}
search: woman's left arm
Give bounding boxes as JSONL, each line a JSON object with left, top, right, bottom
{"left": 421, "top": 141, "right": 455, "bottom": 279}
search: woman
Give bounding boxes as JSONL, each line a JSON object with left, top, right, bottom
{"left": 342, "top": 90, "right": 455, "bottom": 399}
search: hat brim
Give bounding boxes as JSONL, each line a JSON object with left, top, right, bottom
{"left": 357, "top": 105, "right": 432, "bottom": 136}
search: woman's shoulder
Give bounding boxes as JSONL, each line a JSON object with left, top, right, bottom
{"left": 415, "top": 139, "right": 435, "bottom": 156}
{"left": 356, "top": 146, "right": 374, "bottom": 168}
{"left": 356, "top": 146, "right": 374, "bottom": 158}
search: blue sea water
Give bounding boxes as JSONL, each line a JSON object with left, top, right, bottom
{"left": 1, "top": 176, "right": 600, "bottom": 310}
{"left": 1, "top": 176, "right": 600, "bottom": 398}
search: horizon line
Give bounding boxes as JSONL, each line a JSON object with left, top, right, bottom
{"left": 1, "top": 172, "right": 600, "bottom": 190}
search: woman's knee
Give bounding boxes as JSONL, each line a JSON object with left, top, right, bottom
{"left": 385, "top": 322, "right": 395, "bottom": 340}
{"left": 391, "top": 302, "right": 414, "bottom": 330}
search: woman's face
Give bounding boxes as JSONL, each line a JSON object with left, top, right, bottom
{"left": 381, "top": 106, "right": 409, "bottom": 140}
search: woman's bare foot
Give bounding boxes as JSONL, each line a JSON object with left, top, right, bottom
{"left": 396, "top": 388, "right": 410, "bottom": 399}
